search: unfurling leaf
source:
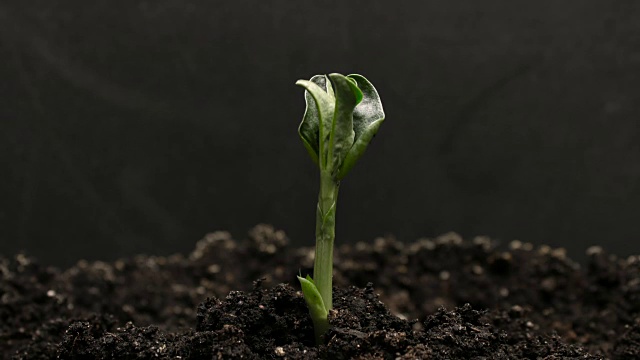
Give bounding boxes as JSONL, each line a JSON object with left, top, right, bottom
{"left": 296, "top": 73, "right": 385, "bottom": 180}
{"left": 337, "top": 74, "right": 385, "bottom": 179}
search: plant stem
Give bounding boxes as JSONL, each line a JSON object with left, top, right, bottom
{"left": 314, "top": 170, "right": 339, "bottom": 310}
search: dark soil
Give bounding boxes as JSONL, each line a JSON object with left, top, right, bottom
{"left": 2, "top": 224, "right": 639, "bottom": 359}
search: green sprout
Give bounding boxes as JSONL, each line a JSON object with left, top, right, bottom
{"left": 295, "top": 73, "right": 385, "bottom": 344}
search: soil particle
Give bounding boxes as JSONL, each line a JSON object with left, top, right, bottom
{"left": 1, "top": 224, "right": 636, "bottom": 358}
{"left": 47, "top": 283, "right": 597, "bottom": 359}
{"left": 612, "top": 321, "right": 640, "bottom": 359}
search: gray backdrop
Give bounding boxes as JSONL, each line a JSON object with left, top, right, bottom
{"left": 2, "top": 0, "right": 639, "bottom": 266}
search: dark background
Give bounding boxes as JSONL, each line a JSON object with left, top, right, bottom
{"left": 1, "top": 1, "right": 639, "bottom": 267}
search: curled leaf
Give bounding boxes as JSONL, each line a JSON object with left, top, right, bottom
{"left": 336, "top": 74, "right": 385, "bottom": 180}
{"left": 296, "top": 73, "right": 385, "bottom": 179}
{"left": 296, "top": 76, "right": 334, "bottom": 167}
{"left": 326, "top": 73, "right": 357, "bottom": 174}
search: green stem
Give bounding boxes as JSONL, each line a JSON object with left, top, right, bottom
{"left": 314, "top": 170, "right": 339, "bottom": 310}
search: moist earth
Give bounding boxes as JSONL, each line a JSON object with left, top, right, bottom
{"left": 2, "top": 224, "right": 639, "bottom": 359}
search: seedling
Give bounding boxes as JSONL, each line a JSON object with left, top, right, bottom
{"left": 295, "top": 73, "right": 385, "bottom": 344}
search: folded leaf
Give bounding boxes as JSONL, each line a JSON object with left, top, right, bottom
{"left": 296, "top": 75, "right": 333, "bottom": 164}
{"left": 297, "top": 73, "right": 385, "bottom": 179}
{"left": 327, "top": 73, "right": 358, "bottom": 174}
{"left": 336, "top": 74, "right": 385, "bottom": 180}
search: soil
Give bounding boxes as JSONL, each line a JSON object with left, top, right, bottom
{"left": 2, "top": 224, "right": 639, "bottom": 359}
